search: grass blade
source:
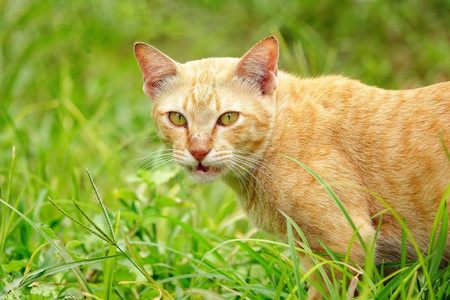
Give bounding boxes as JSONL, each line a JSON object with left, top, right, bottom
{"left": 23, "top": 242, "right": 50, "bottom": 278}
{"left": 0, "top": 147, "right": 16, "bottom": 264}
{"left": 16, "top": 255, "right": 119, "bottom": 290}
{"left": 85, "top": 168, "right": 115, "bottom": 242}
{"left": 152, "top": 214, "right": 228, "bottom": 266}
{"left": 235, "top": 241, "right": 281, "bottom": 278}
{"left": 281, "top": 155, "right": 367, "bottom": 252}
{"left": 280, "top": 211, "right": 332, "bottom": 298}
{"left": 104, "top": 211, "right": 120, "bottom": 300}
{"left": 429, "top": 190, "right": 449, "bottom": 276}
{"left": 286, "top": 218, "right": 305, "bottom": 300}
{"left": 48, "top": 197, "right": 114, "bottom": 244}
{"left": 440, "top": 131, "right": 450, "bottom": 162}
{"left": 71, "top": 198, "right": 115, "bottom": 244}
{"left": 119, "top": 226, "right": 174, "bottom": 299}
{"left": 0, "top": 197, "right": 94, "bottom": 295}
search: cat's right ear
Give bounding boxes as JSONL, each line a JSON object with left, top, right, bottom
{"left": 134, "top": 42, "right": 178, "bottom": 98}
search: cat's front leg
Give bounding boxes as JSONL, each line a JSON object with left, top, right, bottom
{"left": 285, "top": 180, "right": 375, "bottom": 299}
{"left": 307, "top": 286, "right": 322, "bottom": 300}
{"left": 297, "top": 253, "right": 323, "bottom": 300}
{"left": 299, "top": 242, "right": 366, "bottom": 300}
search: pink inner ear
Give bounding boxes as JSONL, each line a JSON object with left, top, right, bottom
{"left": 142, "top": 60, "right": 177, "bottom": 97}
{"left": 235, "top": 36, "right": 279, "bottom": 95}
{"left": 134, "top": 43, "right": 178, "bottom": 98}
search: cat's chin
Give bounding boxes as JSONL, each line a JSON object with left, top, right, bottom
{"left": 190, "top": 172, "right": 221, "bottom": 183}
{"left": 188, "top": 164, "right": 223, "bottom": 183}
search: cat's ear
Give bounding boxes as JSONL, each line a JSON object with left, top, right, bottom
{"left": 134, "top": 42, "right": 178, "bottom": 98}
{"left": 235, "top": 36, "right": 279, "bottom": 95}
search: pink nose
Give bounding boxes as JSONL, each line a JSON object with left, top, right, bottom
{"left": 190, "top": 148, "right": 210, "bottom": 162}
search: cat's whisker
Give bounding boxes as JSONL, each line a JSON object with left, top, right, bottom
{"left": 128, "top": 148, "right": 174, "bottom": 164}
{"left": 133, "top": 154, "right": 175, "bottom": 172}
{"left": 133, "top": 134, "right": 162, "bottom": 147}
{"left": 211, "top": 149, "right": 274, "bottom": 173}
{"left": 225, "top": 162, "right": 252, "bottom": 201}
{"left": 229, "top": 158, "right": 278, "bottom": 206}
{"left": 232, "top": 150, "right": 277, "bottom": 172}
{"left": 147, "top": 159, "right": 177, "bottom": 172}
{"left": 141, "top": 156, "right": 176, "bottom": 171}
{"left": 235, "top": 153, "right": 276, "bottom": 170}
{"left": 228, "top": 160, "right": 269, "bottom": 205}
{"left": 232, "top": 155, "right": 275, "bottom": 181}
{"left": 232, "top": 155, "right": 277, "bottom": 185}
{"left": 211, "top": 151, "right": 275, "bottom": 177}
{"left": 136, "top": 148, "right": 174, "bottom": 156}
{"left": 136, "top": 152, "right": 175, "bottom": 163}
{"left": 129, "top": 149, "right": 175, "bottom": 171}
{"left": 164, "top": 160, "right": 179, "bottom": 170}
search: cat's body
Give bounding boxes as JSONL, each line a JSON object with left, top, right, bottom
{"left": 255, "top": 73, "right": 450, "bottom": 264}
{"left": 135, "top": 36, "right": 450, "bottom": 298}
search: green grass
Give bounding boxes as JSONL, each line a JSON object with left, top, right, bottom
{"left": 1, "top": 0, "right": 450, "bottom": 299}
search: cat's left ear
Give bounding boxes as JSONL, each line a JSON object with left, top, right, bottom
{"left": 134, "top": 42, "right": 179, "bottom": 98}
{"left": 235, "top": 36, "right": 279, "bottom": 95}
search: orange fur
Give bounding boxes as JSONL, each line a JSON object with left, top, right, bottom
{"left": 135, "top": 36, "right": 450, "bottom": 299}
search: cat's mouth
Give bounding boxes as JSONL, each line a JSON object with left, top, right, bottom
{"left": 190, "top": 163, "right": 222, "bottom": 183}
{"left": 194, "top": 162, "right": 221, "bottom": 174}
{"left": 196, "top": 163, "right": 210, "bottom": 172}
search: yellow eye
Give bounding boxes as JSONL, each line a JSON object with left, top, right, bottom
{"left": 218, "top": 112, "right": 239, "bottom": 126}
{"left": 168, "top": 112, "right": 187, "bottom": 126}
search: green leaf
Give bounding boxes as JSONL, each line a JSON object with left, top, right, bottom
{"left": 1, "top": 260, "right": 27, "bottom": 273}
{"left": 66, "top": 240, "right": 84, "bottom": 250}
{"left": 113, "top": 189, "right": 139, "bottom": 202}
{"left": 114, "top": 266, "right": 135, "bottom": 282}
{"left": 154, "top": 196, "right": 191, "bottom": 208}
{"left": 38, "top": 224, "right": 60, "bottom": 240}
{"left": 138, "top": 168, "right": 179, "bottom": 185}
{"left": 30, "top": 284, "right": 57, "bottom": 297}
{"left": 0, "top": 264, "right": 7, "bottom": 277}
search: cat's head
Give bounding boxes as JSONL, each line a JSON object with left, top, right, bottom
{"left": 134, "top": 36, "right": 279, "bottom": 183}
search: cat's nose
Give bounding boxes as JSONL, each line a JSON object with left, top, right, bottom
{"left": 190, "top": 148, "right": 210, "bottom": 162}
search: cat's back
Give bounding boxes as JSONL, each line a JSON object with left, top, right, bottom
{"left": 272, "top": 73, "right": 450, "bottom": 210}
{"left": 277, "top": 73, "right": 449, "bottom": 116}
{"left": 275, "top": 73, "right": 450, "bottom": 155}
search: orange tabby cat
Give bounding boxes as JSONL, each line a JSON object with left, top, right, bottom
{"left": 134, "top": 36, "right": 450, "bottom": 299}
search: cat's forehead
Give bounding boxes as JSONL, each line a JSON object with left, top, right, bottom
{"left": 179, "top": 57, "right": 239, "bottom": 82}
{"left": 155, "top": 57, "right": 249, "bottom": 115}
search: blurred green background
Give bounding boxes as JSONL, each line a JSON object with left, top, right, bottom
{"left": 2, "top": 0, "right": 449, "bottom": 200}
{"left": 0, "top": 0, "right": 449, "bottom": 298}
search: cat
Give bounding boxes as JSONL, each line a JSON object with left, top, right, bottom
{"left": 134, "top": 36, "right": 450, "bottom": 299}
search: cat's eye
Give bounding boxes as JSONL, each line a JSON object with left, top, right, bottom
{"left": 218, "top": 112, "right": 239, "bottom": 126}
{"left": 168, "top": 112, "right": 187, "bottom": 127}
